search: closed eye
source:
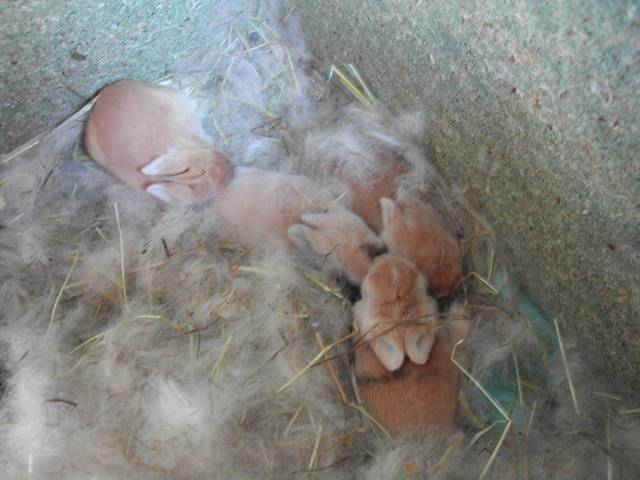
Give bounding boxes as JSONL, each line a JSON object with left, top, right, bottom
{"left": 170, "top": 167, "right": 191, "bottom": 177}
{"left": 141, "top": 167, "right": 190, "bottom": 178}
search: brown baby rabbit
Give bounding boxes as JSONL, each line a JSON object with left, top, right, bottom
{"left": 287, "top": 213, "right": 459, "bottom": 433}
{"left": 287, "top": 209, "right": 386, "bottom": 285}
{"left": 355, "top": 303, "right": 469, "bottom": 434}
{"left": 85, "top": 80, "right": 233, "bottom": 203}
{"left": 354, "top": 328, "right": 459, "bottom": 435}
{"left": 338, "top": 159, "right": 406, "bottom": 233}
{"left": 379, "top": 198, "right": 463, "bottom": 297}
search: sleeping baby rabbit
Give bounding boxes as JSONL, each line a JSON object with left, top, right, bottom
{"left": 288, "top": 212, "right": 464, "bottom": 435}
{"left": 85, "top": 80, "right": 233, "bottom": 203}
{"left": 353, "top": 256, "right": 463, "bottom": 435}
{"left": 85, "top": 81, "right": 334, "bottom": 242}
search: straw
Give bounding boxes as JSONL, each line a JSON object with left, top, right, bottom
{"left": 554, "top": 318, "right": 580, "bottom": 416}
{"left": 47, "top": 251, "right": 81, "bottom": 332}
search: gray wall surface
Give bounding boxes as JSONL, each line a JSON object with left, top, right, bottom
{"left": 1, "top": 1, "right": 219, "bottom": 154}
{"left": 292, "top": 1, "right": 640, "bottom": 390}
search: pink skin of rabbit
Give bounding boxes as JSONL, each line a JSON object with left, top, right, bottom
{"left": 287, "top": 210, "right": 386, "bottom": 286}
{"left": 212, "top": 167, "right": 328, "bottom": 243}
{"left": 353, "top": 254, "right": 439, "bottom": 372}
{"left": 85, "top": 80, "right": 233, "bottom": 203}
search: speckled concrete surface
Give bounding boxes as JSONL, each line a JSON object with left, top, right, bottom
{"left": 1, "top": 1, "right": 220, "bottom": 154}
{"left": 293, "top": 1, "right": 640, "bottom": 390}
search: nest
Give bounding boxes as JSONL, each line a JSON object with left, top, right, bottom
{"left": 0, "top": 1, "right": 638, "bottom": 478}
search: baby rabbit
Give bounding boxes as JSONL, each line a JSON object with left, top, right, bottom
{"left": 338, "top": 159, "right": 406, "bottom": 233}
{"left": 354, "top": 325, "right": 460, "bottom": 435}
{"left": 355, "top": 284, "right": 467, "bottom": 436}
{"left": 353, "top": 254, "right": 439, "bottom": 371}
{"left": 287, "top": 209, "right": 386, "bottom": 285}
{"left": 212, "top": 167, "right": 328, "bottom": 242}
{"left": 85, "top": 80, "right": 233, "bottom": 203}
{"left": 288, "top": 213, "right": 464, "bottom": 434}
{"left": 379, "top": 198, "right": 463, "bottom": 297}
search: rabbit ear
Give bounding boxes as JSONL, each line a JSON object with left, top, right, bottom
{"left": 379, "top": 197, "right": 397, "bottom": 229}
{"left": 143, "top": 149, "right": 232, "bottom": 203}
{"left": 299, "top": 213, "right": 334, "bottom": 230}
{"left": 287, "top": 223, "right": 333, "bottom": 254}
{"left": 146, "top": 182, "right": 194, "bottom": 203}
{"left": 293, "top": 213, "right": 382, "bottom": 286}
{"left": 287, "top": 224, "right": 315, "bottom": 251}
{"left": 404, "top": 323, "right": 435, "bottom": 364}
{"left": 371, "top": 330, "right": 405, "bottom": 371}
{"left": 354, "top": 301, "right": 405, "bottom": 371}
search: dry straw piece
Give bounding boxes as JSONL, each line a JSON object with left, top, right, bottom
{"left": 0, "top": 1, "right": 638, "bottom": 479}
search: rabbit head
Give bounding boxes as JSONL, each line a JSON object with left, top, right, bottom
{"left": 287, "top": 210, "right": 386, "bottom": 285}
{"left": 85, "top": 80, "right": 233, "bottom": 204}
{"left": 353, "top": 254, "right": 439, "bottom": 371}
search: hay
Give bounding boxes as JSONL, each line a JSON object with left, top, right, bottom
{"left": 0, "top": 0, "right": 639, "bottom": 478}
{"left": 554, "top": 317, "right": 580, "bottom": 416}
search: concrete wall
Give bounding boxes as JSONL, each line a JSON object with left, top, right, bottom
{"left": 293, "top": 1, "right": 640, "bottom": 390}
{"left": 1, "top": 0, "right": 219, "bottom": 154}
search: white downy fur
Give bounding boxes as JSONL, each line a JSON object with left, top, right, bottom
{"left": 1, "top": 1, "right": 639, "bottom": 479}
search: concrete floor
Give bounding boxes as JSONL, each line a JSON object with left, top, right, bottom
{"left": 293, "top": 0, "right": 640, "bottom": 391}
